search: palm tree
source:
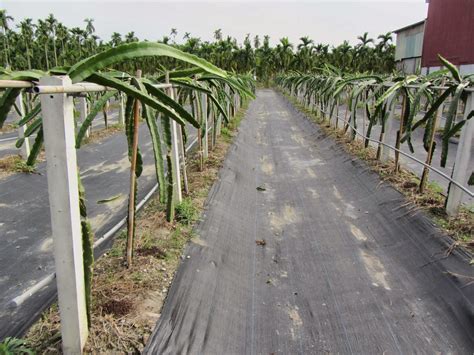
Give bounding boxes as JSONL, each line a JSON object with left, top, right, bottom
{"left": 0, "top": 9, "right": 14, "bottom": 67}
{"left": 70, "top": 27, "right": 83, "bottom": 58}
{"left": 125, "top": 31, "right": 138, "bottom": 43}
{"left": 17, "top": 18, "right": 35, "bottom": 69}
{"left": 37, "top": 19, "right": 51, "bottom": 69}
{"left": 296, "top": 36, "right": 314, "bottom": 72}
{"left": 357, "top": 32, "right": 373, "bottom": 48}
{"left": 170, "top": 28, "right": 177, "bottom": 42}
{"left": 183, "top": 32, "right": 191, "bottom": 40}
{"left": 214, "top": 28, "right": 222, "bottom": 41}
{"left": 110, "top": 32, "right": 122, "bottom": 46}
{"left": 84, "top": 18, "right": 95, "bottom": 35}
{"left": 56, "top": 23, "right": 69, "bottom": 64}
{"left": 46, "top": 14, "right": 58, "bottom": 66}
{"left": 377, "top": 32, "right": 392, "bottom": 51}
{"left": 276, "top": 37, "right": 293, "bottom": 72}
{"left": 331, "top": 40, "right": 352, "bottom": 69}
{"left": 253, "top": 35, "right": 260, "bottom": 49}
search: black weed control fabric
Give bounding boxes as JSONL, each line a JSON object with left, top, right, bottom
{"left": 145, "top": 89, "right": 474, "bottom": 354}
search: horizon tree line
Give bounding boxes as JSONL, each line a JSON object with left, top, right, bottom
{"left": 0, "top": 10, "right": 396, "bottom": 82}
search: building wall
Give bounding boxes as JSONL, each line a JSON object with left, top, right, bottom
{"left": 395, "top": 23, "right": 425, "bottom": 61}
{"left": 422, "top": 0, "right": 474, "bottom": 67}
{"left": 421, "top": 64, "right": 474, "bottom": 76}
{"left": 397, "top": 57, "right": 422, "bottom": 75}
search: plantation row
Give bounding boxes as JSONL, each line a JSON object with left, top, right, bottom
{"left": 276, "top": 57, "right": 474, "bottom": 215}
{"left": 0, "top": 11, "right": 395, "bottom": 81}
{"left": 0, "top": 41, "right": 255, "bottom": 351}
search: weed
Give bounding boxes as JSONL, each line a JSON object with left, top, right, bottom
{"left": 0, "top": 337, "right": 33, "bottom": 355}
{"left": 175, "top": 198, "right": 199, "bottom": 225}
{"left": 0, "top": 155, "right": 37, "bottom": 178}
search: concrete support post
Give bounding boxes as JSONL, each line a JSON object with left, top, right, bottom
{"left": 348, "top": 98, "right": 358, "bottom": 141}
{"left": 168, "top": 86, "right": 182, "bottom": 204}
{"left": 39, "top": 76, "right": 88, "bottom": 354}
{"left": 78, "top": 97, "right": 89, "bottom": 138}
{"left": 201, "top": 93, "right": 208, "bottom": 159}
{"left": 333, "top": 98, "right": 339, "bottom": 127}
{"left": 446, "top": 93, "right": 474, "bottom": 216}
{"left": 15, "top": 92, "right": 30, "bottom": 159}
{"left": 216, "top": 113, "right": 222, "bottom": 137}
{"left": 118, "top": 93, "right": 125, "bottom": 125}
{"left": 380, "top": 94, "right": 396, "bottom": 163}
{"left": 226, "top": 85, "right": 231, "bottom": 119}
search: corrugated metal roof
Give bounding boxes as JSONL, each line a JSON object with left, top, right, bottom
{"left": 393, "top": 20, "right": 426, "bottom": 34}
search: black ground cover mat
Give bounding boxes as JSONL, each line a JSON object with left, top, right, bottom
{"left": 145, "top": 89, "right": 473, "bottom": 354}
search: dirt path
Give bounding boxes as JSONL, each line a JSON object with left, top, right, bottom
{"left": 145, "top": 89, "right": 473, "bottom": 354}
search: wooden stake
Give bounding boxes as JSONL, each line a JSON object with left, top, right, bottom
{"left": 419, "top": 91, "right": 444, "bottom": 193}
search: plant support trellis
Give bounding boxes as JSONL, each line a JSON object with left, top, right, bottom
{"left": 276, "top": 60, "right": 473, "bottom": 216}
{"left": 0, "top": 42, "right": 255, "bottom": 353}
{"left": 0, "top": 77, "right": 249, "bottom": 353}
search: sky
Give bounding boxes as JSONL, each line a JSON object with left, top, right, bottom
{"left": 2, "top": 0, "right": 428, "bottom": 47}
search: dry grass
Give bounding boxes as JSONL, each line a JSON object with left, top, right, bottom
{"left": 24, "top": 102, "right": 249, "bottom": 353}
{"left": 0, "top": 154, "right": 43, "bottom": 178}
{"left": 284, "top": 92, "right": 474, "bottom": 253}
{"left": 0, "top": 124, "right": 123, "bottom": 180}
{"left": 81, "top": 124, "right": 124, "bottom": 146}
{"left": 0, "top": 123, "right": 17, "bottom": 134}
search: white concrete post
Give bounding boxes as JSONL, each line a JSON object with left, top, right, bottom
{"left": 168, "top": 87, "right": 182, "bottom": 204}
{"left": 216, "top": 113, "right": 222, "bottom": 136}
{"left": 15, "top": 92, "right": 30, "bottom": 159}
{"left": 348, "top": 97, "right": 358, "bottom": 140}
{"left": 226, "top": 85, "right": 231, "bottom": 119}
{"left": 78, "top": 97, "right": 89, "bottom": 138}
{"left": 446, "top": 93, "right": 474, "bottom": 216}
{"left": 380, "top": 94, "right": 396, "bottom": 163}
{"left": 333, "top": 98, "right": 339, "bottom": 127}
{"left": 39, "top": 76, "right": 88, "bottom": 354}
{"left": 201, "top": 93, "right": 209, "bottom": 159}
{"left": 362, "top": 92, "right": 367, "bottom": 142}
{"left": 118, "top": 93, "right": 125, "bottom": 125}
